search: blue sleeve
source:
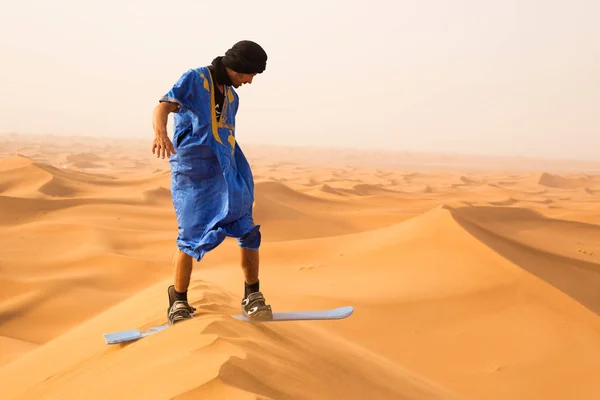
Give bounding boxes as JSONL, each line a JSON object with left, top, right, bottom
{"left": 159, "top": 69, "right": 200, "bottom": 112}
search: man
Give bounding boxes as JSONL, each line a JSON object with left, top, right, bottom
{"left": 151, "top": 40, "right": 273, "bottom": 325}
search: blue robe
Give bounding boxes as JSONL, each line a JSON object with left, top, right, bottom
{"left": 160, "top": 66, "right": 261, "bottom": 261}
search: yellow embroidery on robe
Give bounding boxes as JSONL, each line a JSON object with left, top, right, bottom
{"left": 200, "top": 73, "right": 210, "bottom": 92}
{"left": 203, "top": 70, "right": 223, "bottom": 145}
{"left": 227, "top": 130, "right": 236, "bottom": 154}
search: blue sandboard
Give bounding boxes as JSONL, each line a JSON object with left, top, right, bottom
{"left": 232, "top": 306, "right": 354, "bottom": 322}
{"left": 103, "top": 324, "right": 170, "bottom": 345}
{"left": 103, "top": 306, "right": 354, "bottom": 344}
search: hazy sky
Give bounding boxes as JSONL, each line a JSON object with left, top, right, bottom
{"left": 1, "top": 0, "right": 598, "bottom": 160}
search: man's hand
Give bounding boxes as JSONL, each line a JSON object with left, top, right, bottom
{"left": 152, "top": 133, "right": 176, "bottom": 159}
{"left": 152, "top": 101, "right": 179, "bottom": 159}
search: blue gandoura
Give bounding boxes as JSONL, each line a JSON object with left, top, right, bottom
{"left": 158, "top": 40, "right": 273, "bottom": 324}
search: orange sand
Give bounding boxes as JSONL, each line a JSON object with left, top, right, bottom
{"left": 1, "top": 133, "right": 600, "bottom": 399}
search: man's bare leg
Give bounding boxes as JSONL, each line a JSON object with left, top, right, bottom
{"left": 240, "top": 247, "right": 272, "bottom": 319}
{"left": 167, "top": 248, "right": 195, "bottom": 325}
{"left": 173, "top": 248, "right": 193, "bottom": 293}
{"left": 241, "top": 247, "right": 259, "bottom": 291}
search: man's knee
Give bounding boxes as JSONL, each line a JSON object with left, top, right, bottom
{"left": 239, "top": 227, "right": 261, "bottom": 250}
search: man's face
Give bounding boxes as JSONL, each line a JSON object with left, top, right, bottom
{"left": 227, "top": 68, "right": 257, "bottom": 88}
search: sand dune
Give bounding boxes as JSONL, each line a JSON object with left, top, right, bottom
{"left": 253, "top": 181, "right": 414, "bottom": 240}
{"left": 318, "top": 182, "right": 401, "bottom": 197}
{"left": 0, "top": 281, "right": 461, "bottom": 400}
{"left": 1, "top": 133, "right": 600, "bottom": 399}
{"left": 450, "top": 206, "right": 600, "bottom": 314}
{"left": 538, "top": 172, "right": 598, "bottom": 189}
{"left": 585, "top": 187, "right": 600, "bottom": 195}
{"left": 0, "top": 337, "right": 38, "bottom": 367}
{"left": 65, "top": 152, "right": 105, "bottom": 169}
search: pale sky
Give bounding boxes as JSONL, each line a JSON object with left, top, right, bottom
{"left": 1, "top": 0, "right": 598, "bottom": 160}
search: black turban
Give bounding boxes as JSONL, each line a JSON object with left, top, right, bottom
{"left": 221, "top": 40, "right": 268, "bottom": 74}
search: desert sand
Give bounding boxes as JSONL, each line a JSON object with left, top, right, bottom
{"left": 1, "top": 132, "right": 600, "bottom": 399}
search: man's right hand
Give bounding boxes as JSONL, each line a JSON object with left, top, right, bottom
{"left": 152, "top": 133, "right": 176, "bottom": 159}
{"left": 152, "top": 101, "right": 180, "bottom": 159}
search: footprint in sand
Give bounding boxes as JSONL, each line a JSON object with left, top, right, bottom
{"left": 577, "top": 248, "right": 595, "bottom": 256}
{"left": 298, "top": 264, "right": 324, "bottom": 271}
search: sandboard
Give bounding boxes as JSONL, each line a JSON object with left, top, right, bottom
{"left": 104, "top": 323, "right": 170, "bottom": 345}
{"left": 103, "top": 306, "right": 353, "bottom": 345}
{"left": 232, "top": 305, "right": 354, "bottom": 322}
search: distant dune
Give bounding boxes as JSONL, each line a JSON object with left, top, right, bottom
{"left": 538, "top": 172, "right": 597, "bottom": 189}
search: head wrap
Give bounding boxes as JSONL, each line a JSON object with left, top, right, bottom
{"left": 210, "top": 57, "right": 233, "bottom": 86}
{"left": 221, "top": 40, "right": 267, "bottom": 74}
